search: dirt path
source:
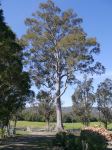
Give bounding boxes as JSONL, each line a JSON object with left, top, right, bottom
{"left": 0, "top": 132, "right": 57, "bottom": 150}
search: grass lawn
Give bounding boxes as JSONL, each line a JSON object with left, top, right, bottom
{"left": 64, "top": 122, "right": 104, "bottom": 129}
{"left": 15, "top": 121, "right": 112, "bottom": 130}
{"left": 65, "top": 122, "right": 112, "bottom": 129}
{"left": 16, "top": 121, "right": 47, "bottom": 128}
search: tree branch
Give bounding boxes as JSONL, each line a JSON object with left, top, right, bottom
{"left": 55, "top": 78, "right": 68, "bottom": 100}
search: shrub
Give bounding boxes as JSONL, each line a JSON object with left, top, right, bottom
{"left": 80, "top": 127, "right": 111, "bottom": 150}
{"left": 55, "top": 131, "right": 81, "bottom": 150}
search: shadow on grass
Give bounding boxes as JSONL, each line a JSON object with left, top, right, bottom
{"left": 0, "top": 134, "right": 56, "bottom": 150}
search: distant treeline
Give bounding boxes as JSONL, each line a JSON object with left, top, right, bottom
{"left": 18, "top": 106, "right": 99, "bottom": 123}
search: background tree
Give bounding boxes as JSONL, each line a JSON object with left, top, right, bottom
{"left": 96, "top": 78, "right": 112, "bottom": 129}
{"left": 63, "top": 112, "right": 76, "bottom": 123}
{"left": 0, "top": 5, "right": 32, "bottom": 136}
{"left": 37, "top": 90, "right": 55, "bottom": 130}
{"left": 19, "top": 106, "right": 42, "bottom": 122}
{"left": 23, "top": 0, "right": 104, "bottom": 131}
{"left": 72, "top": 76, "right": 95, "bottom": 126}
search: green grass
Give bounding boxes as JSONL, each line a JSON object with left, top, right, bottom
{"left": 15, "top": 121, "right": 47, "bottom": 128}
{"left": 9, "top": 121, "right": 112, "bottom": 130}
{"left": 64, "top": 122, "right": 83, "bottom": 129}
{"left": 16, "top": 130, "right": 29, "bottom": 135}
{"left": 64, "top": 122, "right": 112, "bottom": 129}
{"left": 64, "top": 122, "right": 102, "bottom": 129}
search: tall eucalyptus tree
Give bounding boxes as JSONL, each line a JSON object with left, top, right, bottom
{"left": 23, "top": 0, "right": 104, "bottom": 130}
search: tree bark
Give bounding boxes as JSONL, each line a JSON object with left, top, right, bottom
{"left": 55, "top": 49, "right": 64, "bottom": 131}
{"left": 104, "top": 121, "right": 107, "bottom": 129}
{"left": 7, "top": 121, "right": 10, "bottom": 137}
{"left": 13, "top": 118, "right": 17, "bottom": 135}
{"left": 98, "top": 110, "right": 102, "bottom": 127}
{"left": 56, "top": 96, "right": 63, "bottom": 131}
{"left": 47, "top": 119, "right": 50, "bottom": 131}
{"left": 1, "top": 124, "right": 4, "bottom": 139}
{"left": 55, "top": 78, "right": 64, "bottom": 131}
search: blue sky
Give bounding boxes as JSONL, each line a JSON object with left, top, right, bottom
{"left": 1, "top": 0, "right": 112, "bottom": 106}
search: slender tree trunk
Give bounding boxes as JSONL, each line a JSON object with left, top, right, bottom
{"left": 47, "top": 119, "right": 50, "bottom": 131}
{"left": 104, "top": 121, "right": 107, "bottom": 129}
{"left": 13, "top": 118, "right": 17, "bottom": 135}
{"left": 5, "top": 118, "right": 10, "bottom": 137}
{"left": 98, "top": 110, "right": 102, "bottom": 127}
{"left": 1, "top": 124, "right": 4, "bottom": 139}
{"left": 7, "top": 121, "right": 10, "bottom": 137}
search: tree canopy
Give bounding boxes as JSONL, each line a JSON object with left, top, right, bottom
{"left": 72, "top": 76, "right": 95, "bottom": 126}
{"left": 96, "top": 78, "right": 112, "bottom": 128}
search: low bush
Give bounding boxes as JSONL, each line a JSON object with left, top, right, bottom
{"left": 55, "top": 131, "right": 81, "bottom": 150}
{"left": 81, "top": 127, "right": 112, "bottom": 150}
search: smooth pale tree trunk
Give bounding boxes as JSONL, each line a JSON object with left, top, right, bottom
{"left": 55, "top": 59, "right": 64, "bottom": 132}
{"left": 55, "top": 78, "right": 64, "bottom": 131}
{"left": 56, "top": 96, "right": 63, "bottom": 131}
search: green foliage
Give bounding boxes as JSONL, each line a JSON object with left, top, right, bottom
{"left": 19, "top": 107, "right": 41, "bottom": 122}
{"left": 18, "top": 105, "right": 56, "bottom": 122}
{"left": 37, "top": 90, "right": 55, "bottom": 126}
{"left": 90, "top": 117, "right": 98, "bottom": 122}
{"left": 72, "top": 76, "right": 95, "bottom": 126}
{"left": 96, "top": 78, "right": 112, "bottom": 128}
{"left": 55, "top": 131, "right": 81, "bottom": 150}
{"left": 0, "top": 6, "right": 32, "bottom": 128}
{"left": 81, "top": 129, "right": 107, "bottom": 150}
{"left": 63, "top": 112, "right": 76, "bottom": 123}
